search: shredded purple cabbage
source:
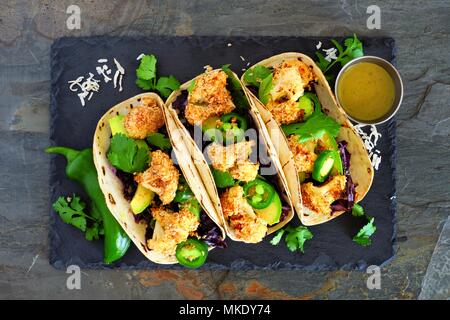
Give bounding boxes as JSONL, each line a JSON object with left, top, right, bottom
{"left": 280, "top": 205, "right": 290, "bottom": 223}
{"left": 197, "top": 212, "right": 227, "bottom": 248}
{"left": 331, "top": 141, "right": 356, "bottom": 213}
{"left": 172, "top": 91, "right": 188, "bottom": 114}
{"left": 115, "top": 169, "right": 137, "bottom": 201}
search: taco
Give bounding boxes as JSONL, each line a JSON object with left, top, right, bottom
{"left": 93, "top": 93, "right": 226, "bottom": 267}
{"left": 165, "top": 66, "right": 294, "bottom": 243}
{"left": 241, "top": 53, "right": 374, "bottom": 225}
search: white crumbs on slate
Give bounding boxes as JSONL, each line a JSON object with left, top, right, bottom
{"left": 68, "top": 58, "right": 125, "bottom": 106}
{"left": 355, "top": 124, "right": 383, "bottom": 171}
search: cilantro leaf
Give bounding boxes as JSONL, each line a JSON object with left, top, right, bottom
{"left": 282, "top": 112, "right": 341, "bottom": 142}
{"left": 136, "top": 54, "right": 157, "bottom": 81}
{"left": 284, "top": 226, "right": 313, "bottom": 253}
{"left": 52, "top": 195, "right": 102, "bottom": 241}
{"left": 221, "top": 64, "right": 249, "bottom": 110}
{"left": 155, "top": 76, "right": 180, "bottom": 98}
{"left": 187, "top": 80, "right": 196, "bottom": 93}
{"left": 107, "top": 134, "right": 149, "bottom": 173}
{"left": 85, "top": 222, "right": 101, "bottom": 241}
{"left": 258, "top": 74, "right": 273, "bottom": 104}
{"left": 243, "top": 65, "right": 272, "bottom": 88}
{"left": 52, "top": 196, "right": 87, "bottom": 231}
{"left": 146, "top": 132, "right": 171, "bottom": 151}
{"left": 315, "top": 34, "right": 364, "bottom": 74}
{"left": 270, "top": 229, "right": 285, "bottom": 246}
{"left": 353, "top": 217, "right": 376, "bottom": 246}
{"left": 351, "top": 203, "right": 365, "bottom": 217}
{"left": 135, "top": 78, "right": 153, "bottom": 91}
{"left": 315, "top": 51, "right": 330, "bottom": 72}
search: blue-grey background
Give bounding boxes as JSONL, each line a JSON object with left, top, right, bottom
{"left": 0, "top": 0, "right": 448, "bottom": 299}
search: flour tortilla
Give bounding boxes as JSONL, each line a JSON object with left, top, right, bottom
{"left": 93, "top": 93, "right": 225, "bottom": 264}
{"left": 241, "top": 53, "right": 374, "bottom": 226}
{"left": 165, "top": 70, "right": 294, "bottom": 242}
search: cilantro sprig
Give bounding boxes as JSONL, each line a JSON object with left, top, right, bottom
{"left": 353, "top": 217, "right": 376, "bottom": 246}
{"left": 146, "top": 132, "right": 171, "bottom": 151}
{"left": 315, "top": 34, "right": 364, "bottom": 74}
{"left": 52, "top": 195, "right": 103, "bottom": 241}
{"left": 270, "top": 225, "right": 313, "bottom": 253}
{"left": 107, "top": 133, "right": 149, "bottom": 173}
{"left": 221, "top": 64, "right": 250, "bottom": 110}
{"left": 135, "top": 54, "right": 180, "bottom": 98}
{"left": 350, "top": 203, "right": 377, "bottom": 246}
{"left": 281, "top": 92, "right": 340, "bottom": 142}
{"left": 243, "top": 65, "right": 273, "bottom": 104}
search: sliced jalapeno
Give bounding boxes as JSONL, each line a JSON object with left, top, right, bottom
{"left": 175, "top": 238, "right": 208, "bottom": 268}
{"left": 312, "top": 150, "right": 336, "bottom": 183}
{"left": 297, "top": 95, "right": 314, "bottom": 119}
{"left": 174, "top": 180, "right": 194, "bottom": 203}
{"left": 243, "top": 178, "right": 276, "bottom": 209}
{"left": 220, "top": 113, "right": 248, "bottom": 143}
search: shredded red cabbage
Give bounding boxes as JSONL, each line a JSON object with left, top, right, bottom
{"left": 198, "top": 212, "right": 227, "bottom": 248}
{"left": 172, "top": 91, "right": 188, "bottom": 114}
{"left": 115, "top": 169, "right": 137, "bottom": 201}
{"left": 331, "top": 141, "right": 356, "bottom": 213}
{"left": 280, "top": 205, "right": 290, "bottom": 222}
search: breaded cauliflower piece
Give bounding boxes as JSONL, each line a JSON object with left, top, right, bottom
{"left": 124, "top": 97, "right": 164, "bottom": 139}
{"left": 228, "top": 161, "right": 260, "bottom": 182}
{"left": 207, "top": 140, "right": 255, "bottom": 171}
{"left": 147, "top": 206, "right": 199, "bottom": 256}
{"left": 301, "top": 174, "right": 347, "bottom": 216}
{"left": 220, "top": 185, "right": 267, "bottom": 243}
{"left": 185, "top": 69, "right": 235, "bottom": 125}
{"left": 267, "top": 99, "right": 306, "bottom": 125}
{"left": 135, "top": 150, "right": 179, "bottom": 205}
{"left": 287, "top": 135, "right": 317, "bottom": 174}
{"left": 207, "top": 140, "right": 259, "bottom": 182}
{"left": 267, "top": 59, "right": 318, "bottom": 125}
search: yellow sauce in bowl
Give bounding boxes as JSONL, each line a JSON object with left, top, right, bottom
{"left": 337, "top": 62, "right": 395, "bottom": 121}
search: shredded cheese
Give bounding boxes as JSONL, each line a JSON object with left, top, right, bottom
{"left": 323, "top": 47, "right": 338, "bottom": 62}
{"left": 354, "top": 124, "right": 382, "bottom": 171}
{"left": 68, "top": 57, "right": 125, "bottom": 106}
{"left": 316, "top": 41, "right": 322, "bottom": 50}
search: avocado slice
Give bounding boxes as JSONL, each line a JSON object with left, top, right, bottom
{"left": 130, "top": 183, "right": 154, "bottom": 214}
{"left": 297, "top": 95, "right": 314, "bottom": 119}
{"left": 202, "top": 116, "right": 222, "bottom": 142}
{"left": 109, "top": 115, "right": 127, "bottom": 136}
{"left": 254, "top": 191, "right": 282, "bottom": 226}
{"left": 317, "top": 132, "right": 338, "bottom": 151}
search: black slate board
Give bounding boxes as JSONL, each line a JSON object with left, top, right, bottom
{"left": 49, "top": 36, "right": 397, "bottom": 270}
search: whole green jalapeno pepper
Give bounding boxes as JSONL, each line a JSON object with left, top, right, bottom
{"left": 46, "top": 146, "right": 130, "bottom": 264}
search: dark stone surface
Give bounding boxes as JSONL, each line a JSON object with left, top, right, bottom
{"left": 49, "top": 36, "right": 396, "bottom": 270}
{"left": 0, "top": 0, "right": 449, "bottom": 299}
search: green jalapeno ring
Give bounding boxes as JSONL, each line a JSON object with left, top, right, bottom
{"left": 312, "top": 150, "right": 336, "bottom": 183}
{"left": 243, "top": 179, "right": 276, "bottom": 209}
{"left": 175, "top": 238, "right": 209, "bottom": 268}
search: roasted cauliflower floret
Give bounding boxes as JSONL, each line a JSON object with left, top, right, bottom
{"left": 267, "top": 59, "right": 318, "bottom": 125}
{"left": 123, "top": 97, "right": 164, "bottom": 139}
{"left": 267, "top": 99, "right": 307, "bottom": 125}
{"left": 228, "top": 161, "right": 260, "bottom": 182}
{"left": 301, "top": 175, "right": 347, "bottom": 215}
{"left": 287, "top": 135, "right": 317, "bottom": 174}
{"left": 147, "top": 206, "right": 199, "bottom": 256}
{"left": 185, "top": 68, "right": 235, "bottom": 125}
{"left": 220, "top": 185, "right": 267, "bottom": 243}
{"left": 270, "top": 63, "right": 305, "bottom": 102}
{"left": 135, "top": 150, "right": 179, "bottom": 205}
{"left": 207, "top": 140, "right": 258, "bottom": 182}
